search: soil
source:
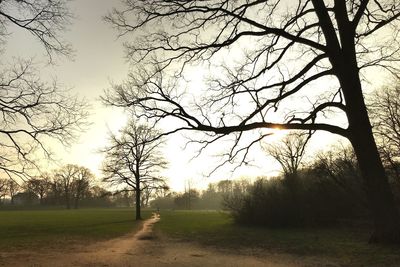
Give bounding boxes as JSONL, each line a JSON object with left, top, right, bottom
{"left": 0, "top": 213, "right": 339, "bottom": 267}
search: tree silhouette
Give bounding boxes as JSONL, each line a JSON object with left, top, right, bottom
{"left": 263, "top": 132, "right": 311, "bottom": 179}
{"left": 0, "top": 0, "right": 72, "bottom": 60}
{"left": 105, "top": 1, "right": 400, "bottom": 243}
{"left": 0, "top": 1, "right": 87, "bottom": 179}
{"left": 25, "top": 175, "right": 51, "bottom": 205}
{"left": 0, "top": 178, "right": 8, "bottom": 202}
{"left": 369, "top": 83, "right": 400, "bottom": 184}
{"left": 8, "top": 179, "right": 19, "bottom": 205}
{"left": 55, "top": 164, "right": 78, "bottom": 209}
{"left": 101, "top": 121, "right": 168, "bottom": 220}
{"left": 71, "top": 167, "right": 94, "bottom": 209}
{"left": 54, "top": 164, "right": 94, "bottom": 209}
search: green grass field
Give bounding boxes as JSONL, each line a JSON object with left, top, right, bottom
{"left": 157, "top": 210, "right": 400, "bottom": 266}
{"left": 0, "top": 208, "right": 151, "bottom": 250}
{"left": 1, "top": 208, "right": 400, "bottom": 266}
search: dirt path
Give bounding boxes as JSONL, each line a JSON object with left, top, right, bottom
{"left": 0, "top": 213, "right": 337, "bottom": 267}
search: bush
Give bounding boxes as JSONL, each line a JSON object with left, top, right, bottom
{"left": 225, "top": 171, "right": 367, "bottom": 227}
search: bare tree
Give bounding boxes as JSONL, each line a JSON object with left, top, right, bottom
{"left": 72, "top": 166, "right": 94, "bottom": 209}
{"left": 0, "top": 0, "right": 73, "bottom": 60}
{"left": 101, "top": 121, "right": 168, "bottom": 220}
{"left": 0, "top": 1, "right": 88, "bottom": 179}
{"left": 55, "top": 164, "right": 77, "bottom": 209}
{"left": 369, "top": 83, "right": 400, "bottom": 184}
{"left": 141, "top": 184, "right": 170, "bottom": 208}
{"left": 8, "top": 179, "right": 19, "bottom": 204}
{"left": 221, "top": 179, "right": 251, "bottom": 213}
{"left": 0, "top": 178, "right": 8, "bottom": 203}
{"left": 25, "top": 175, "right": 51, "bottom": 204}
{"left": 48, "top": 174, "right": 62, "bottom": 205}
{"left": 313, "top": 144, "right": 366, "bottom": 205}
{"left": 105, "top": 1, "right": 400, "bottom": 243}
{"left": 263, "top": 132, "right": 311, "bottom": 182}
{"left": 153, "top": 184, "right": 170, "bottom": 199}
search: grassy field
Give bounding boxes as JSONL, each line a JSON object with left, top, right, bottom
{"left": 157, "top": 210, "right": 400, "bottom": 266}
{"left": 0, "top": 208, "right": 151, "bottom": 250}
{"left": 2, "top": 208, "right": 400, "bottom": 266}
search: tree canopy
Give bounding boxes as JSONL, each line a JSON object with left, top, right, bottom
{"left": 105, "top": 0, "right": 400, "bottom": 243}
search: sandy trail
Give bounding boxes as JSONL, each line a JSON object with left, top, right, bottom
{"left": 0, "top": 213, "right": 336, "bottom": 267}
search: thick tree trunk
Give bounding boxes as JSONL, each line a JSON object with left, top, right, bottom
{"left": 320, "top": 10, "right": 400, "bottom": 241}
{"left": 338, "top": 59, "right": 400, "bottom": 243}
{"left": 346, "top": 85, "right": 400, "bottom": 243}
{"left": 350, "top": 128, "right": 400, "bottom": 243}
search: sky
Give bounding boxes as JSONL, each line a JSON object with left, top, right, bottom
{"left": 4, "top": 0, "right": 352, "bottom": 192}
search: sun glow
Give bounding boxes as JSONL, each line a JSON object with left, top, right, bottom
{"left": 264, "top": 127, "right": 288, "bottom": 142}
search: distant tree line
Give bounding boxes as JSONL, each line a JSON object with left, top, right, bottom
{"left": 0, "top": 164, "right": 112, "bottom": 209}
{"left": 150, "top": 179, "right": 250, "bottom": 211}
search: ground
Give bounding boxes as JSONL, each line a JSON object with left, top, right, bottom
{"left": 0, "top": 213, "right": 356, "bottom": 267}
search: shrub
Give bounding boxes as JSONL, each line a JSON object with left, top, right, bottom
{"left": 225, "top": 171, "right": 367, "bottom": 227}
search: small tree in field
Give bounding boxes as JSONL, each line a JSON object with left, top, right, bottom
{"left": 101, "top": 121, "right": 168, "bottom": 220}
{"left": 104, "top": 0, "right": 400, "bottom": 243}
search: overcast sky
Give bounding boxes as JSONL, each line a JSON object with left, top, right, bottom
{"left": 4, "top": 0, "right": 350, "bottom": 192}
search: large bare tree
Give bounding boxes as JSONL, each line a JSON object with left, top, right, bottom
{"left": 101, "top": 121, "right": 168, "bottom": 220}
{"left": 105, "top": 1, "right": 400, "bottom": 243}
{"left": 0, "top": 1, "right": 87, "bottom": 179}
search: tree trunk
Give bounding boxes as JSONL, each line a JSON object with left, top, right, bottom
{"left": 135, "top": 175, "right": 142, "bottom": 220}
{"left": 65, "top": 191, "right": 71, "bottom": 209}
{"left": 74, "top": 194, "right": 79, "bottom": 209}
{"left": 322, "top": 12, "right": 400, "bottom": 242}
{"left": 348, "top": 109, "right": 400, "bottom": 243}
{"left": 337, "top": 58, "right": 400, "bottom": 243}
